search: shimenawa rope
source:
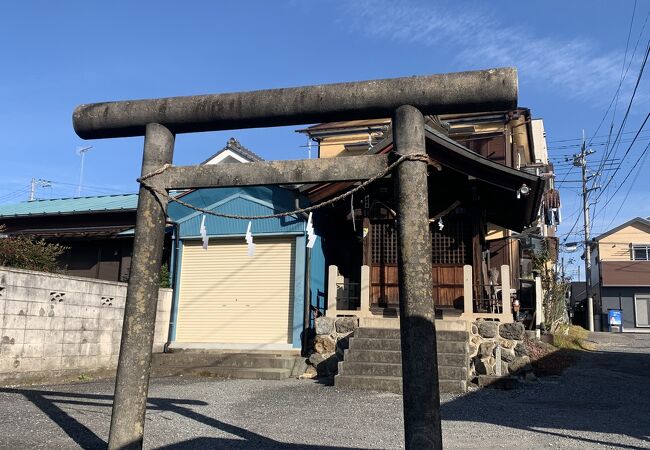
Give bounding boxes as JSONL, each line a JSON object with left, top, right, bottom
{"left": 136, "top": 153, "right": 435, "bottom": 220}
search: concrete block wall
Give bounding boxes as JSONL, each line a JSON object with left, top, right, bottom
{"left": 0, "top": 267, "right": 172, "bottom": 385}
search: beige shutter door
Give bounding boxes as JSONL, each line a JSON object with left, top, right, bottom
{"left": 176, "top": 237, "right": 295, "bottom": 344}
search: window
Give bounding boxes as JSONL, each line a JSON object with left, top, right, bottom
{"left": 635, "top": 295, "right": 650, "bottom": 327}
{"left": 631, "top": 245, "right": 650, "bottom": 261}
{"left": 370, "top": 215, "right": 471, "bottom": 266}
{"left": 371, "top": 221, "right": 397, "bottom": 265}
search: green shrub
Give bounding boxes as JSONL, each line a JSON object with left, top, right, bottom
{"left": 159, "top": 262, "right": 171, "bottom": 288}
{"left": 0, "top": 225, "right": 67, "bottom": 273}
{"left": 553, "top": 324, "right": 596, "bottom": 351}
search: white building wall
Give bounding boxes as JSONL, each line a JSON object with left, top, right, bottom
{"left": 531, "top": 119, "right": 549, "bottom": 164}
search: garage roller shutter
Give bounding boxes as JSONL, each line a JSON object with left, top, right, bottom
{"left": 176, "top": 237, "right": 295, "bottom": 344}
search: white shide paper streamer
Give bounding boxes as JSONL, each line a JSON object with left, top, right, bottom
{"left": 245, "top": 221, "right": 256, "bottom": 256}
{"left": 306, "top": 212, "right": 316, "bottom": 249}
{"left": 200, "top": 214, "right": 209, "bottom": 249}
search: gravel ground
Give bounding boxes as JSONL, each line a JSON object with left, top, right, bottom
{"left": 1, "top": 333, "right": 649, "bottom": 449}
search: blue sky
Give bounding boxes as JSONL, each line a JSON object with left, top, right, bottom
{"left": 1, "top": 0, "right": 648, "bottom": 279}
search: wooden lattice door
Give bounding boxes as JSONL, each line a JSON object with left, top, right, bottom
{"left": 369, "top": 214, "right": 470, "bottom": 309}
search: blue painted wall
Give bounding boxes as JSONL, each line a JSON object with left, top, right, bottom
{"left": 169, "top": 186, "right": 304, "bottom": 238}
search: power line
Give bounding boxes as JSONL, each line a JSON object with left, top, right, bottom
{"left": 592, "top": 111, "right": 650, "bottom": 217}
{"left": 594, "top": 140, "right": 650, "bottom": 226}
{"left": 591, "top": 35, "right": 650, "bottom": 203}
{"left": 600, "top": 39, "right": 649, "bottom": 163}
{"left": 603, "top": 144, "right": 650, "bottom": 230}
{"left": 0, "top": 186, "right": 31, "bottom": 203}
{"left": 584, "top": 9, "right": 650, "bottom": 204}
{"left": 603, "top": 0, "right": 639, "bottom": 175}
{"left": 548, "top": 134, "right": 650, "bottom": 149}
{"left": 45, "top": 180, "right": 130, "bottom": 196}
{"left": 547, "top": 129, "right": 649, "bottom": 144}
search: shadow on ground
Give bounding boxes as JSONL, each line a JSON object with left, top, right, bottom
{"left": 442, "top": 345, "right": 650, "bottom": 449}
{"left": 0, "top": 387, "right": 369, "bottom": 450}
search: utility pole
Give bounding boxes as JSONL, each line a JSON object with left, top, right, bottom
{"left": 29, "top": 178, "right": 36, "bottom": 201}
{"left": 573, "top": 132, "right": 596, "bottom": 331}
{"left": 29, "top": 178, "right": 52, "bottom": 201}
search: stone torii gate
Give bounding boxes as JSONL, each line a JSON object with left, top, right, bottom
{"left": 73, "top": 67, "right": 518, "bottom": 450}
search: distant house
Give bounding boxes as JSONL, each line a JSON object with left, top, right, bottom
{"left": 591, "top": 217, "right": 650, "bottom": 332}
{"left": 201, "top": 137, "right": 264, "bottom": 164}
{"left": 0, "top": 194, "right": 140, "bottom": 282}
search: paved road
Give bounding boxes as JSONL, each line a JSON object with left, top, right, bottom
{"left": 1, "top": 333, "right": 649, "bottom": 449}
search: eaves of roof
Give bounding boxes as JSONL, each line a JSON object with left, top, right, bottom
{"left": 594, "top": 217, "right": 650, "bottom": 241}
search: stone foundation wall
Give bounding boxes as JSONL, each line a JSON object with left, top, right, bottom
{"left": 0, "top": 267, "right": 172, "bottom": 385}
{"left": 302, "top": 316, "right": 358, "bottom": 379}
{"left": 302, "top": 316, "right": 533, "bottom": 383}
{"left": 469, "top": 321, "right": 531, "bottom": 378}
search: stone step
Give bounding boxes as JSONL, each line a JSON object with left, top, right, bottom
{"left": 343, "top": 349, "right": 468, "bottom": 367}
{"left": 344, "top": 349, "right": 402, "bottom": 364}
{"left": 152, "top": 352, "right": 296, "bottom": 370}
{"left": 439, "top": 366, "right": 468, "bottom": 381}
{"left": 440, "top": 353, "right": 469, "bottom": 367}
{"left": 335, "top": 375, "right": 466, "bottom": 394}
{"left": 355, "top": 328, "right": 468, "bottom": 342}
{"left": 348, "top": 337, "right": 401, "bottom": 351}
{"left": 349, "top": 337, "right": 467, "bottom": 354}
{"left": 189, "top": 366, "right": 292, "bottom": 380}
{"left": 336, "top": 374, "right": 402, "bottom": 393}
{"left": 339, "top": 361, "right": 402, "bottom": 377}
{"left": 354, "top": 328, "right": 397, "bottom": 339}
{"left": 338, "top": 361, "right": 467, "bottom": 380}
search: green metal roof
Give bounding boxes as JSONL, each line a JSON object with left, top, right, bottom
{"left": 0, "top": 194, "right": 138, "bottom": 217}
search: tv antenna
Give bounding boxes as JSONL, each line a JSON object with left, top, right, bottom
{"left": 77, "top": 146, "right": 93, "bottom": 196}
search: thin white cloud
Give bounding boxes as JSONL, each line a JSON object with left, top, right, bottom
{"left": 340, "top": 0, "right": 645, "bottom": 106}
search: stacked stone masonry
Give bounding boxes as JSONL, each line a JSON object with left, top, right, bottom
{"left": 304, "top": 316, "right": 358, "bottom": 378}
{"left": 469, "top": 320, "right": 531, "bottom": 378}
{"left": 0, "top": 267, "right": 171, "bottom": 384}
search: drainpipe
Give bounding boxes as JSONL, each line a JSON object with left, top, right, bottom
{"left": 296, "top": 197, "right": 312, "bottom": 356}
{"left": 165, "top": 220, "right": 180, "bottom": 352}
{"left": 303, "top": 247, "right": 312, "bottom": 356}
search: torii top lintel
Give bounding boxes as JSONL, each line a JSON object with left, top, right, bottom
{"left": 73, "top": 68, "right": 517, "bottom": 140}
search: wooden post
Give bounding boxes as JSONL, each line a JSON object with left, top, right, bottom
{"left": 501, "top": 265, "right": 511, "bottom": 317}
{"left": 327, "top": 265, "right": 339, "bottom": 317}
{"left": 535, "top": 275, "right": 543, "bottom": 338}
{"left": 463, "top": 265, "right": 473, "bottom": 317}
{"left": 360, "top": 265, "right": 371, "bottom": 317}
